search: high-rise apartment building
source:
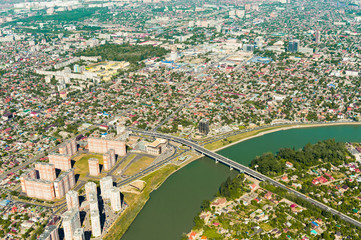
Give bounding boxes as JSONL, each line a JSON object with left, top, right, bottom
{"left": 88, "top": 137, "right": 126, "bottom": 156}
{"left": 110, "top": 187, "right": 122, "bottom": 212}
{"left": 20, "top": 169, "right": 37, "bottom": 193}
{"left": 38, "top": 225, "right": 59, "bottom": 240}
{"left": 88, "top": 158, "right": 100, "bottom": 176}
{"left": 54, "top": 168, "right": 76, "bottom": 199}
{"left": 89, "top": 192, "right": 99, "bottom": 212}
{"left": 288, "top": 40, "right": 299, "bottom": 52}
{"left": 103, "top": 149, "right": 116, "bottom": 171}
{"left": 100, "top": 176, "right": 113, "bottom": 199}
{"left": 21, "top": 166, "right": 76, "bottom": 201}
{"left": 66, "top": 190, "right": 79, "bottom": 210}
{"left": 48, "top": 154, "right": 71, "bottom": 171}
{"left": 73, "top": 228, "right": 85, "bottom": 240}
{"left": 198, "top": 119, "right": 210, "bottom": 135}
{"left": 58, "top": 139, "right": 77, "bottom": 156}
{"left": 23, "top": 178, "right": 56, "bottom": 201}
{"left": 85, "top": 181, "right": 97, "bottom": 200}
{"left": 62, "top": 208, "right": 81, "bottom": 240}
{"left": 35, "top": 162, "right": 56, "bottom": 181}
{"left": 90, "top": 210, "right": 102, "bottom": 237}
{"left": 243, "top": 44, "right": 254, "bottom": 52}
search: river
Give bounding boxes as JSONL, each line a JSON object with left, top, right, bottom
{"left": 121, "top": 125, "right": 361, "bottom": 240}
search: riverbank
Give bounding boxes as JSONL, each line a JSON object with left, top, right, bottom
{"left": 103, "top": 164, "right": 179, "bottom": 240}
{"left": 207, "top": 121, "right": 361, "bottom": 152}
{"left": 103, "top": 153, "right": 202, "bottom": 240}
{"left": 107, "top": 121, "right": 361, "bottom": 239}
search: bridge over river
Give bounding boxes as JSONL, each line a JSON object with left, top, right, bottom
{"left": 132, "top": 129, "right": 361, "bottom": 229}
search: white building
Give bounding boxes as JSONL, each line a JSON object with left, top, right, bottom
{"left": 89, "top": 192, "right": 99, "bottom": 212}
{"left": 66, "top": 190, "right": 79, "bottom": 210}
{"left": 100, "top": 176, "right": 113, "bottom": 199}
{"left": 90, "top": 210, "right": 102, "bottom": 237}
{"left": 73, "top": 228, "right": 85, "bottom": 240}
{"left": 38, "top": 225, "right": 59, "bottom": 240}
{"left": 62, "top": 208, "right": 81, "bottom": 240}
{"left": 110, "top": 187, "right": 122, "bottom": 212}
{"left": 85, "top": 181, "right": 97, "bottom": 200}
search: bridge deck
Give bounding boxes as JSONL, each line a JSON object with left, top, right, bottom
{"left": 132, "top": 130, "right": 361, "bottom": 229}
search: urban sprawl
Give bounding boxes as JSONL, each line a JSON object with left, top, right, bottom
{"left": 1, "top": 0, "right": 361, "bottom": 239}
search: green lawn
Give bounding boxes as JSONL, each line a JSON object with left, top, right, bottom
{"left": 259, "top": 222, "right": 273, "bottom": 232}
{"left": 123, "top": 156, "right": 155, "bottom": 176}
{"left": 74, "top": 153, "right": 103, "bottom": 178}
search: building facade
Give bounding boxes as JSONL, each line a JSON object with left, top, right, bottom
{"left": 88, "top": 137, "right": 126, "bottom": 156}
{"left": 89, "top": 192, "right": 99, "bottom": 212}
{"left": 23, "top": 178, "right": 56, "bottom": 201}
{"left": 110, "top": 187, "right": 122, "bottom": 212}
{"left": 73, "top": 228, "right": 85, "bottom": 240}
{"left": 100, "top": 176, "right": 113, "bottom": 199}
{"left": 198, "top": 119, "right": 210, "bottom": 135}
{"left": 88, "top": 158, "right": 100, "bottom": 176}
{"left": 62, "top": 208, "right": 81, "bottom": 240}
{"left": 85, "top": 182, "right": 97, "bottom": 201}
{"left": 103, "top": 149, "right": 116, "bottom": 171}
{"left": 85, "top": 181, "right": 97, "bottom": 200}
{"left": 38, "top": 225, "right": 59, "bottom": 240}
{"left": 54, "top": 169, "right": 76, "bottom": 199}
{"left": 288, "top": 40, "right": 299, "bottom": 52}
{"left": 48, "top": 154, "right": 71, "bottom": 171}
{"left": 66, "top": 190, "right": 79, "bottom": 210}
{"left": 90, "top": 210, "right": 102, "bottom": 237}
{"left": 35, "top": 162, "right": 56, "bottom": 181}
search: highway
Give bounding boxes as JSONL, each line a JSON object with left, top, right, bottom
{"left": 131, "top": 129, "right": 361, "bottom": 229}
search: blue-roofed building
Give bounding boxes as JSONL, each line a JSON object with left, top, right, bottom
{"left": 311, "top": 221, "right": 319, "bottom": 227}
{"left": 0, "top": 199, "right": 10, "bottom": 207}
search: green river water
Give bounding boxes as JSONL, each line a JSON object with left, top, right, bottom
{"left": 121, "top": 125, "right": 361, "bottom": 240}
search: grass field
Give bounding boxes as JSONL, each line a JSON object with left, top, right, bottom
{"left": 118, "top": 154, "right": 137, "bottom": 171}
{"left": 259, "top": 222, "right": 273, "bottom": 232}
{"left": 103, "top": 164, "right": 179, "bottom": 240}
{"left": 73, "top": 153, "right": 103, "bottom": 178}
{"left": 204, "top": 126, "right": 285, "bottom": 150}
{"left": 123, "top": 156, "right": 155, "bottom": 176}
